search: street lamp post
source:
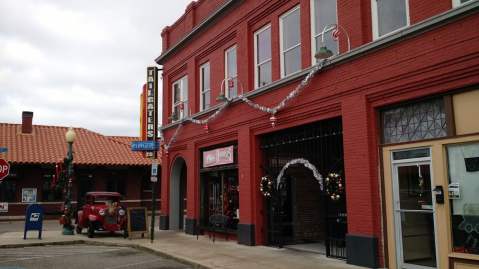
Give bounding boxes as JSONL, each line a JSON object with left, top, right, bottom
{"left": 62, "top": 127, "right": 76, "bottom": 235}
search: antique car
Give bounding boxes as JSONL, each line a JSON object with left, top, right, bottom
{"left": 76, "top": 192, "right": 127, "bottom": 238}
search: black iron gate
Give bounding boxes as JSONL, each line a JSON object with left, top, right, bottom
{"left": 260, "top": 117, "right": 347, "bottom": 259}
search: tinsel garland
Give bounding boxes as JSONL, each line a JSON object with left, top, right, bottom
{"left": 239, "top": 59, "right": 326, "bottom": 118}
{"left": 275, "top": 158, "right": 323, "bottom": 190}
{"left": 161, "top": 60, "right": 327, "bottom": 155}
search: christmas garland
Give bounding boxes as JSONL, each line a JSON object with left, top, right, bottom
{"left": 325, "top": 172, "right": 344, "bottom": 201}
{"left": 161, "top": 59, "right": 328, "bottom": 155}
{"left": 260, "top": 175, "right": 274, "bottom": 198}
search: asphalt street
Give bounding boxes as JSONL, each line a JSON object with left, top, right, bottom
{"left": 0, "top": 244, "right": 192, "bottom": 269}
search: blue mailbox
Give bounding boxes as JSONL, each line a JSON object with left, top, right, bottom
{"left": 24, "top": 204, "right": 44, "bottom": 239}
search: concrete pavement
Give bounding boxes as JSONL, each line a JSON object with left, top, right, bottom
{"left": 0, "top": 223, "right": 365, "bottom": 269}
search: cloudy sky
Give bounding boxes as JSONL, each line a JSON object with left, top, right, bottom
{"left": 0, "top": 0, "right": 191, "bottom": 136}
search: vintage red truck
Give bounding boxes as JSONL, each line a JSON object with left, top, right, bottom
{"left": 75, "top": 192, "right": 127, "bottom": 238}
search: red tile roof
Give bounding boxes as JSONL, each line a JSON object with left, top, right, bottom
{"left": 0, "top": 123, "right": 155, "bottom": 166}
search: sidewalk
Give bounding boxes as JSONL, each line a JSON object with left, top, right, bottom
{"left": 0, "top": 229, "right": 364, "bottom": 269}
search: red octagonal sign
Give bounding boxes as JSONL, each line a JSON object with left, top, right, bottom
{"left": 0, "top": 159, "right": 10, "bottom": 182}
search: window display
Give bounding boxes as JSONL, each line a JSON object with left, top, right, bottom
{"left": 447, "top": 142, "right": 479, "bottom": 254}
{"left": 200, "top": 170, "right": 239, "bottom": 231}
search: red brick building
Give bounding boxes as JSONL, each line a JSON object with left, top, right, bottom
{"left": 156, "top": 1, "right": 479, "bottom": 268}
{"left": 0, "top": 112, "right": 156, "bottom": 219}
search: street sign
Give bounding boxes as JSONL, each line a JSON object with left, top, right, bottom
{"left": 150, "top": 176, "right": 158, "bottom": 182}
{"left": 0, "top": 159, "right": 10, "bottom": 181}
{"left": 0, "top": 147, "right": 7, "bottom": 153}
{"left": 131, "top": 141, "right": 159, "bottom": 151}
{"left": 151, "top": 160, "right": 158, "bottom": 176}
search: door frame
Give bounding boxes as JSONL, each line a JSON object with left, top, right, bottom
{"left": 391, "top": 148, "right": 439, "bottom": 269}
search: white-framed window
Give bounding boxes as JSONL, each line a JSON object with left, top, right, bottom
{"left": 172, "top": 75, "right": 188, "bottom": 121}
{"left": 225, "top": 46, "right": 238, "bottom": 98}
{"left": 254, "top": 24, "right": 272, "bottom": 89}
{"left": 310, "top": 0, "right": 338, "bottom": 64}
{"left": 372, "top": 0, "right": 410, "bottom": 39}
{"left": 199, "top": 62, "right": 210, "bottom": 111}
{"left": 280, "top": 5, "right": 301, "bottom": 78}
{"left": 453, "top": 0, "right": 474, "bottom": 7}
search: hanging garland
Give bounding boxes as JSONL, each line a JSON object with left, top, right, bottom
{"left": 275, "top": 158, "right": 323, "bottom": 190}
{"left": 161, "top": 59, "right": 328, "bottom": 154}
{"left": 260, "top": 175, "right": 274, "bottom": 197}
{"left": 325, "top": 172, "right": 344, "bottom": 201}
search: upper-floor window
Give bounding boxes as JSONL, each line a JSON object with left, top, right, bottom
{"left": 200, "top": 62, "right": 210, "bottom": 111}
{"left": 372, "top": 0, "right": 409, "bottom": 39}
{"left": 311, "top": 0, "right": 338, "bottom": 64}
{"left": 172, "top": 75, "right": 188, "bottom": 121}
{"left": 254, "top": 24, "right": 272, "bottom": 89}
{"left": 453, "top": 0, "right": 474, "bottom": 7}
{"left": 280, "top": 6, "right": 301, "bottom": 78}
{"left": 225, "top": 46, "right": 238, "bottom": 98}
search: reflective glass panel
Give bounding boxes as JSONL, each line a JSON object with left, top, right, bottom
{"left": 447, "top": 142, "right": 479, "bottom": 255}
{"left": 257, "top": 27, "right": 271, "bottom": 63}
{"left": 258, "top": 61, "right": 272, "bottom": 87}
{"left": 400, "top": 212, "right": 437, "bottom": 267}
{"left": 377, "top": 0, "right": 407, "bottom": 37}
{"left": 314, "top": 0, "right": 337, "bottom": 35}
{"left": 284, "top": 46, "right": 301, "bottom": 76}
{"left": 397, "top": 165, "right": 433, "bottom": 211}
{"left": 281, "top": 7, "right": 300, "bottom": 50}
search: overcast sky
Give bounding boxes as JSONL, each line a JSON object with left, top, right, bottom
{"left": 0, "top": 0, "right": 191, "bottom": 136}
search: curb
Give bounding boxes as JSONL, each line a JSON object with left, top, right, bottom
{"left": 85, "top": 240, "right": 210, "bottom": 269}
{"left": 0, "top": 239, "right": 210, "bottom": 269}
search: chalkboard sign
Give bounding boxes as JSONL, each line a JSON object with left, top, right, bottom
{"left": 127, "top": 207, "right": 148, "bottom": 239}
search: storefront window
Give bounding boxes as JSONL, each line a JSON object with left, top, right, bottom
{"left": 447, "top": 142, "right": 479, "bottom": 254}
{"left": 200, "top": 170, "right": 239, "bottom": 231}
{"left": 42, "top": 174, "right": 62, "bottom": 202}
{"left": 0, "top": 180, "right": 16, "bottom": 202}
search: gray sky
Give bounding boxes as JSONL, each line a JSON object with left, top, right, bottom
{"left": 0, "top": 0, "right": 191, "bottom": 136}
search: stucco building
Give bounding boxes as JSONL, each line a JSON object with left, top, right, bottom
{"left": 0, "top": 112, "right": 157, "bottom": 219}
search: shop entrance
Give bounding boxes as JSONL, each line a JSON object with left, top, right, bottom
{"left": 170, "top": 157, "right": 187, "bottom": 230}
{"left": 199, "top": 144, "right": 239, "bottom": 236}
{"left": 261, "top": 118, "right": 347, "bottom": 259}
{"left": 391, "top": 148, "right": 437, "bottom": 269}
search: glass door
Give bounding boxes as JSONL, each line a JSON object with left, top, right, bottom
{"left": 392, "top": 149, "right": 437, "bottom": 269}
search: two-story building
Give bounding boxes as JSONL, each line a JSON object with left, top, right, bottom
{"left": 156, "top": 1, "right": 479, "bottom": 268}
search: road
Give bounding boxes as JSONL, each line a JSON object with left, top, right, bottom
{"left": 0, "top": 244, "right": 192, "bottom": 269}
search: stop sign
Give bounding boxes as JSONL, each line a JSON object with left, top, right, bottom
{"left": 0, "top": 159, "right": 10, "bottom": 181}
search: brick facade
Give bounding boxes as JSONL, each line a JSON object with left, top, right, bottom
{"left": 157, "top": 0, "right": 479, "bottom": 267}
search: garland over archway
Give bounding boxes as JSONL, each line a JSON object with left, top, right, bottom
{"left": 275, "top": 158, "right": 323, "bottom": 190}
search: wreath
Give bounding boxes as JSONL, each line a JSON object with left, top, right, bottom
{"left": 325, "top": 172, "right": 344, "bottom": 201}
{"left": 260, "top": 175, "right": 274, "bottom": 198}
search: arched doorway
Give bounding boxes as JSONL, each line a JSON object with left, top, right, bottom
{"left": 170, "top": 157, "right": 187, "bottom": 230}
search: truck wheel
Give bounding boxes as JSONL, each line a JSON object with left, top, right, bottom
{"left": 87, "top": 222, "right": 94, "bottom": 238}
{"left": 75, "top": 225, "right": 82, "bottom": 235}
